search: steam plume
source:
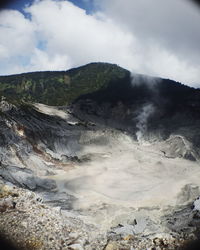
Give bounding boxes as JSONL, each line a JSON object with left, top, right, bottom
{"left": 131, "top": 73, "right": 160, "bottom": 88}
{"left": 136, "top": 103, "right": 155, "bottom": 143}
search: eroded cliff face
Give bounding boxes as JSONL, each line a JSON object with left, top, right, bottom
{"left": 0, "top": 93, "right": 199, "bottom": 188}
{"left": 0, "top": 101, "right": 87, "bottom": 189}
{"left": 71, "top": 80, "right": 200, "bottom": 162}
{"left": 0, "top": 96, "right": 200, "bottom": 249}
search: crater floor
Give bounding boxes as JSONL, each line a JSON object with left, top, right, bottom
{"left": 49, "top": 133, "right": 200, "bottom": 231}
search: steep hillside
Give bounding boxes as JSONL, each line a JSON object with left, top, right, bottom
{"left": 1, "top": 62, "right": 199, "bottom": 108}
{"left": 0, "top": 63, "right": 128, "bottom": 105}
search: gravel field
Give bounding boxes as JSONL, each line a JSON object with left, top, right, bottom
{"left": 0, "top": 180, "right": 199, "bottom": 250}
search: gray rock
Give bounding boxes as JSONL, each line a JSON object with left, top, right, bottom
{"left": 0, "top": 165, "right": 56, "bottom": 191}
{"left": 68, "top": 244, "right": 84, "bottom": 250}
{"left": 113, "top": 224, "right": 135, "bottom": 236}
{"left": 40, "top": 191, "right": 76, "bottom": 210}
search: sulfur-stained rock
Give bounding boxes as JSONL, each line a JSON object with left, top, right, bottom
{"left": 105, "top": 242, "right": 119, "bottom": 250}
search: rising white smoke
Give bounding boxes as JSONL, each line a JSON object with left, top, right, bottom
{"left": 131, "top": 73, "right": 160, "bottom": 88}
{"left": 136, "top": 103, "right": 155, "bottom": 143}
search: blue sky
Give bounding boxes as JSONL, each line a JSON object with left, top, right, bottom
{"left": 5, "top": 0, "right": 95, "bottom": 13}
{"left": 0, "top": 0, "right": 200, "bottom": 87}
{"left": 2, "top": 0, "right": 34, "bottom": 11}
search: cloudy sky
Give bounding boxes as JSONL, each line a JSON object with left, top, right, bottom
{"left": 0, "top": 0, "right": 200, "bottom": 87}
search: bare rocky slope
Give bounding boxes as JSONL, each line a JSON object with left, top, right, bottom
{"left": 0, "top": 63, "right": 200, "bottom": 249}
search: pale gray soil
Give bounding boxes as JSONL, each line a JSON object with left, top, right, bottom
{"left": 1, "top": 103, "right": 200, "bottom": 249}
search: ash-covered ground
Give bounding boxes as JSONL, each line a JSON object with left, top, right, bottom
{"left": 1, "top": 101, "right": 200, "bottom": 249}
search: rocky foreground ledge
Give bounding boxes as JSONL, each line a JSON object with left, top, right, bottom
{"left": 0, "top": 180, "right": 200, "bottom": 250}
{"left": 0, "top": 181, "right": 94, "bottom": 250}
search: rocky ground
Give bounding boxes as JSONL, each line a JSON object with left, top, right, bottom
{"left": 1, "top": 179, "right": 200, "bottom": 250}
{"left": 1, "top": 101, "right": 200, "bottom": 249}
{"left": 0, "top": 179, "right": 102, "bottom": 250}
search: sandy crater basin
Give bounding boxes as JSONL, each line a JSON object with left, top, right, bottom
{"left": 51, "top": 138, "right": 200, "bottom": 214}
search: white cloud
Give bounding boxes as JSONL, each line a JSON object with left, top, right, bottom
{"left": 97, "top": 0, "right": 200, "bottom": 86}
{"left": 29, "top": 48, "right": 71, "bottom": 71}
{"left": 0, "top": 0, "right": 199, "bottom": 87}
{"left": 0, "top": 10, "right": 35, "bottom": 58}
{"left": 26, "top": 0, "right": 135, "bottom": 70}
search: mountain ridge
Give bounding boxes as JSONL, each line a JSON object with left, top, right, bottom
{"left": 0, "top": 62, "right": 199, "bottom": 106}
{"left": 0, "top": 62, "right": 127, "bottom": 105}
